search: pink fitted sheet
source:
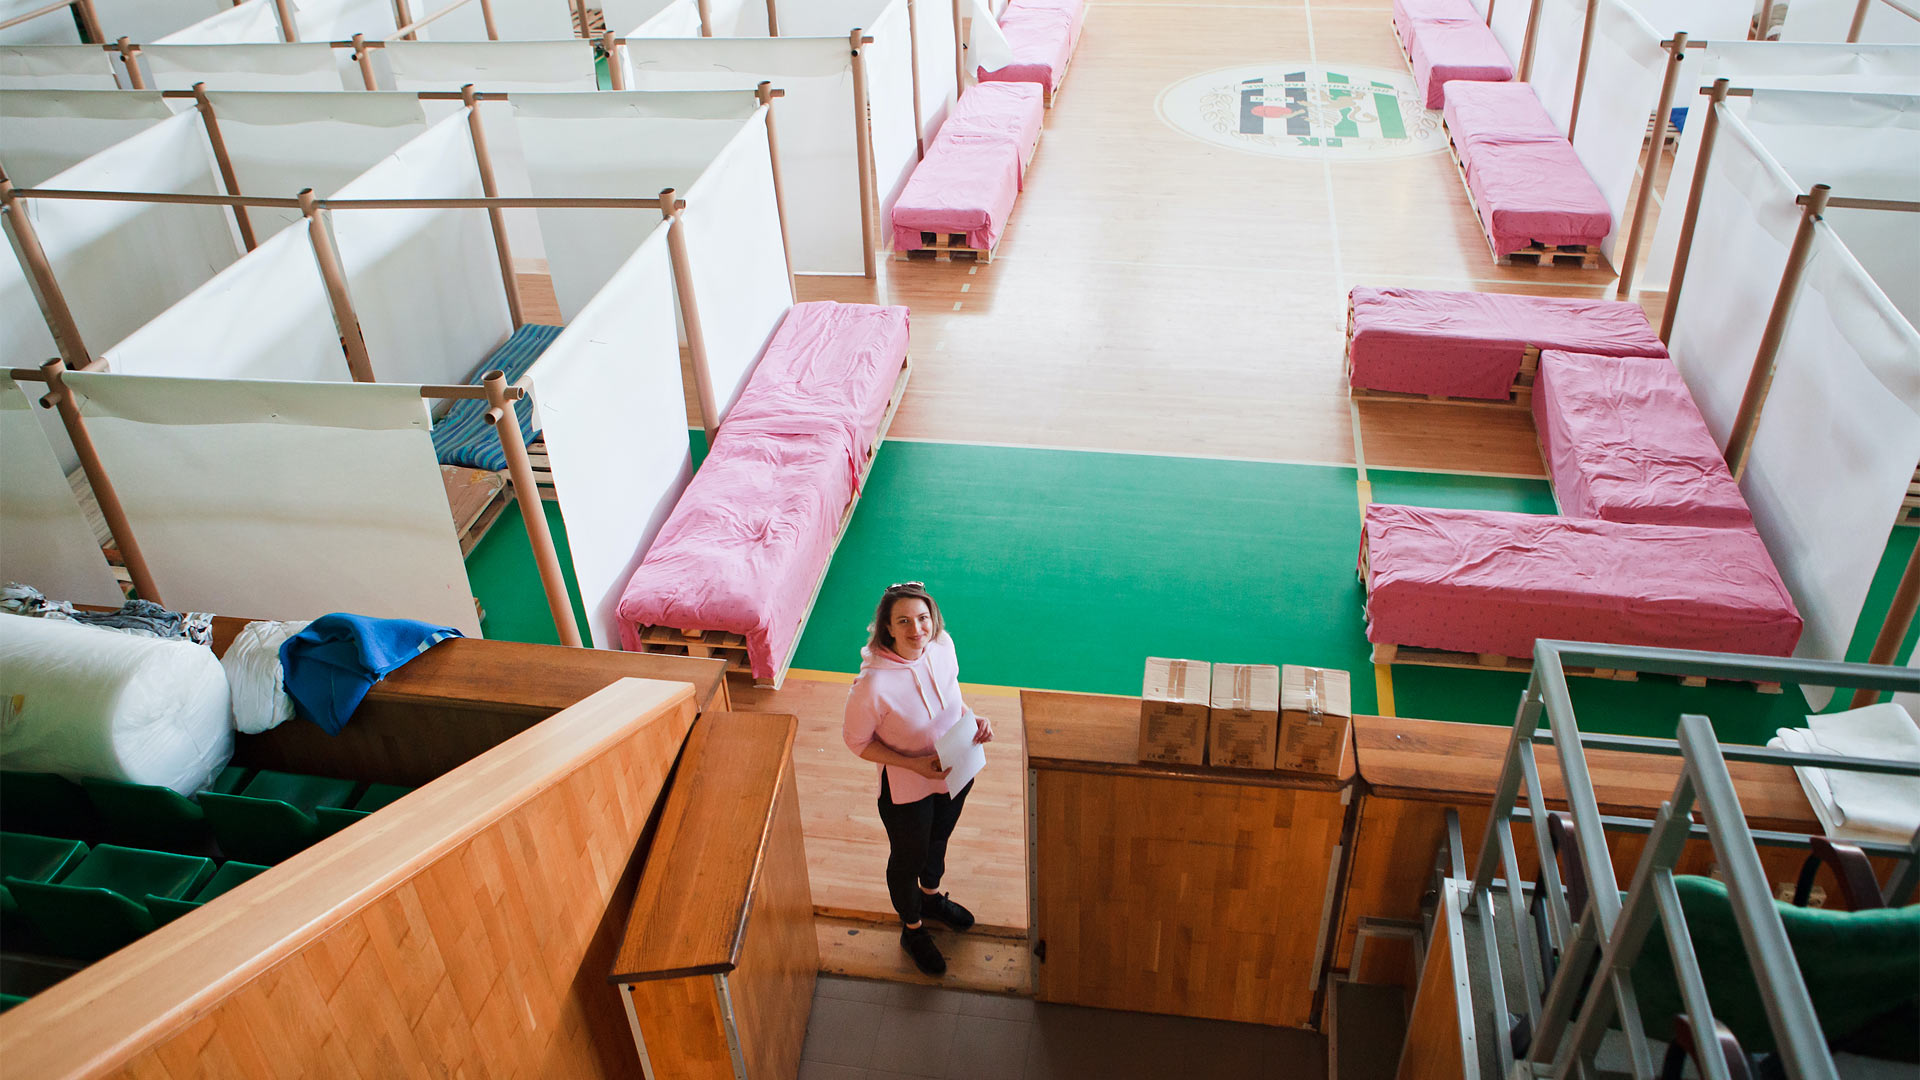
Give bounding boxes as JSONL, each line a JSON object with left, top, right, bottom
{"left": 891, "top": 139, "right": 1021, "bottom": 252}
{"left": 1442, "top": 81, "right": 1609, "bottom": 254}
{"left": 1534, "top": 351, "right": 1753, "bottom": 529}
{"left": 978, "top": 5, "right": 1075, "bottom": 92}
{"left": 1008, "top": 0, "right": 1084, "bottom": 41}
{"left": 1408, "top": 19, "right": 1513, "bottom": 109}
{"left": 1394, "top": 0, "right": 1481, "bottom": 33}
{"left": 1361, "top": 503, "right": 1803, "bottom": 659}
{"left": 938, "top": 82, "right": 1045, "bottom": 188}
{"left": 1443, "top": 79, "right": 1560, "bottom": 148}
{"left": 616, "top": 302, "right": 910, "bottom": 679}
{"left": 1347, "top": 286, "right": 1667, "bottom": 400}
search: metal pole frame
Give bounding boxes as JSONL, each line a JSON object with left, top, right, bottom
{"left": 1659, "top": 80, "right": 1730, "bottom": 342}
{"left": 298, "top": 189, "right": 379, "bottom": 382}
{"left": 1613, "top": 33, "right": 1686, "bottom": 298}
{"left": 192, "top": 83, "right": 259, "bottom": 252}
{"left": 460, "top": 83, "right": 525, "bottom": 329}
{"left": 1723, "top": 184, "right": 1830, "bottom": 479}
{"left": 850, "top": 28, "right": 879, "bottom": 279}
{"left": 483, "top": 369, "right": 583, "bottom": 647}
{"left": 756, "top": 82, "right": 798, "bottom": 300}
{"left": 660, "top": 188, "right": 721, "bottom": 444}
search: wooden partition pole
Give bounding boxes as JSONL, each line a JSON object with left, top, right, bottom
{"left": 393, "top": 0, "right": 417, "bottom": 38}
{"left": 661, "top": 189, "right": 721, "bottom": 444}
{"left": 192, "top": 84, "right": 258, "bottom": 252}
{"left": 906, "top": 0, "right": 926, "bottom": 158}
{"left": 1660, "top": 79, "right": 1729, "bottom": 341}
{"left": 953, "top": 0, "right": 966, "bottom": 94}
{"left": 272, "top": 0, "right": 297, "bottom": 40}
{"left": 38, "top": 359, "right": 162, "bottom": 604}
{"left": 569, "top": 0, "right": 588, "bottom": 37}
{"left": 461, "top": 84, "right": 524, "bottom": 329}
{"left": 697, "top": 0, "right": 713, "bottom": 34}
{"left": 1851, "top": 541, "right": 1920, "bottom": 708}
{"left": 478, "top": 0, "right": 497, "bottom": 38}
{"left": 757, "top": 82, "right": 798, "bottom": 299}
{"left": 1612, "top": 34, "right": 1686, "bottom": 298}
{"left": 1723, "top": 183, "right": 1829, "bottom": 479}
{"left": 1848, "top": 0, "right": 1872, "bottom": 40}
{"left": 1565, "top": 0, "right": 1600, "bottom": 142}
{"left": 850, "top": 29, "right": 879, "bottom": 279}
{"left": 484, "top": 370, "right": 583, "bottom": 648}
{"left": 602, "top": 30, "right": 625, "bottom": 88}
{"left": 766, "top": 0, "right": 778, "bottom": 33}
{"left": 1756, "top": 0, "right": 1775, "bottom": 38}
{"left": 352, "top": 34, "right": 378, "bottom": 90}
{"left": 1518, "top": 0, "right": 1545, "bottom": 81}
{"left": 299, "top": 189, "right": 379, "bottom": 382}
{"left": 117, "top": 37, "right": 146, "bottom": 89}
{"left": 1484, "top": 0, "right": 1498, "bottom": 27}
{"left": 75, "top": 0, "right": 102, "bottom": 42}
{"left": 1, "top": 180, "right": 92, "bottom": 372}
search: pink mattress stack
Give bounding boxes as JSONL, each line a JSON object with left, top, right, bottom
{"left": 977, "top": 0, "right": 1084, "bottom": 100}
{"left": 1443, "top": 81, "right": 1610, "bottom": 257}
{"left": 1392, "top": 0, "right": 1513, "bottom": 109}
{"left": 616, "top": 302, "right": 911, "bottom": 680}
{"left": 1347, "top": 286, "right": 1668, "bottom": 400}
{"left": 1532, "top": 351, "right": 1753, "bottom": 528}
{"left": 891, "top": 82, "right": 1045, "bottom": 254}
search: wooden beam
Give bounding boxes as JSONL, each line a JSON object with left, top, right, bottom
{"left": 1613, "top": 33, "right": 1686, "bottom": 298}
{"left": 461, "top": 83, "right": 524, "bottom": 329}
{"left": 1660, "top": 79, "right": 1729, "bottom": 342}
{"left": 757, "top": 82, "right": 798, "bottom": 300}
{"left": 1724, "top": 184, "right": 1830, "bottom": 479}
{"left": 1565, "top": 0, "right": 1599, "bottom": 143}
{"left": 299, "top": 188, "right": 379, "bottom": 383}
{"left": 484, "top": 369, "right": 582, "bottom": 648}
{"left": 192, "top": 83, "right": 258, "bottom": 252}
{"left": 38, "top": 358, "right": 163, "bottom": 604}
{"left": 850, "top": 29, "right": 879, "bottom": 279}
{"left": 0, "top": 179, "right": 92, "bottom": 372}
{"left": 661, "top": 189, "right": 720, "bottom": 444}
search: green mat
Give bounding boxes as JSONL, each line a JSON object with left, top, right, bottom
{"left": 465, "top": 500, "right": 596, "bottom": 648}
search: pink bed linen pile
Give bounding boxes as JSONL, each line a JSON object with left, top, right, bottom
{"left": 1442, "top": 81, "right": 1610, "bottom": 255}
{"left": 1393, "top": 0, "right": 1513, "bottom": 109}
{"left": 1362, "top": 504, "right": 1803, "bottom": 659}
{"left": 936, "top": 81, "right": 1046, "bottom": 189}
{"left": 615, "top": 302, "right": 910, "bottom": 680}
{"left": 1347, "top": 286, "right": 1668, "bottom": 400}
{"left": 977, "top": 0, "right": 1083, "bottom": 93}
{"left": 891, "top": 83, "right": 1043, "bottom": 252}
{"left": 1533, "top": 351, "right": 1753, "bottom": 529}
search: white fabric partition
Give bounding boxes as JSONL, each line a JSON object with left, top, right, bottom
{"left": 1489, "top": 0, "right": 1532, "bottom": 67}
{"left": 64, "top": 372, "right": 483, "bottom": 635}
{"left": 630, "top": 0, "right": 704, "bottom": 35}
{"left": 511, "top": 90, "right": 757, "bottom": 318}
{"left": 1742, "top": 89, "right": 1920, "bottom": 325}
{"left": 0, "top": 0, "right": 78, "bottom": 44}
{"left": 0, "top": 375, "right": 124, "bottom": 606}
{"left": 328, "top": 111, "right": 511, "bottom": 385}
{"left": 291, "top": 0, "right": 396, "bottom": 40}
{"left": 1783, "top": 0, "right": 1920, "bottom": 42}
{"left": 1529, "top": 0, "right": 1586, "bottom": 132}
{"left": 156, "top": 0, "right": 284, "bottom": 44}
{"left": 966, "top": 0, "right": 1012, "bottom": 72}
{"left": 620, "top": 37, "right": 865, "bottom": 273}
{"left": 1567, "top": 0, "right": 1667, "bottom": 262}
{"left": 425, "top": 0, "right": 576, "bottom": 41}
{"left": 864, "top": 0, "right": 918, "bottom": 227}
{"left": 5, "top": 112, "right": 242, "bottom": 367}
{"left": 0, "top": 45, "right": 117, "bottom": 87}
{"left": 602, "top": 0, "right": 676, "bottom": 35}
{"left": 910, "top": 0, "right": 957, "bottom": 143}
{"left": 0, "top": 89, "right": 174, "bottom": 187}
{"left": 206, "top": 90, "right": 431, "bottom": 236}
{"left": 523, "top": 224, "right": 689, "bottom": 650}
{"left": 632, "top": 0, "right": 768, "bottom": 35}
{"left": 385, "top": 40, "right": 599, "bottom": 260}
{"left": 89, "top": 0, "right": 229, "bottom": 43}
{"left": 1645, "top": 41, "right": 1920, "bottom": 287}
{"left": 1619, "top": 0, "right": 1753, "bottom": 38}
{"left": 143, "top": 43, "right": 349, "bottom": 90}
{"left": 0, "top": 244, "right": 63, "bottom": 464}
{"left": 102, "top": 220, "right": 349, "bottom": 381}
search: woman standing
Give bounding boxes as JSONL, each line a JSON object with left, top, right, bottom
{"left": 842, "top": 582, "right": 993, "bottom": 976}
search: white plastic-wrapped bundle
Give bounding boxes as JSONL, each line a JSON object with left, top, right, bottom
{"left": 0, "top": 613, "right": 233, "bottom": 795}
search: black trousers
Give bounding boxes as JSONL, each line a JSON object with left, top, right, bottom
{"left": 876, "top": 770, "right": 972, "bottom": 925}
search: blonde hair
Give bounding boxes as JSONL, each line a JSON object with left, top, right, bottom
{"left": 868, "top": 582, "right": 944, "bottom": 654}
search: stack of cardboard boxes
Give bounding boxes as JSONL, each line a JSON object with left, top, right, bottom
{"left": 1137, "top": 657, "right": 1352, "bottom": 775}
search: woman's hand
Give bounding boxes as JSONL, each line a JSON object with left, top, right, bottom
{"left": 973, "top": 714, "right": 994, "bottom": 744}
{"left": 905, "top": 754, "right": 952, "bottom": 781}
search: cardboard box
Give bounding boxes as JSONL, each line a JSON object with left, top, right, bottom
{"left": 1208, "top": 663, "right": 1280, "bottom": 769}
{"left": 1278, "top": 665, "right": 1353, "bottom": 775}
{"left": 1138, "top": 657, "right": 1211, "bottom": 765}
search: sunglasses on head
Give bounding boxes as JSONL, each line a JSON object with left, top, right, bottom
{"left": 886, "top": 580, "right": 926, "bottom": 592}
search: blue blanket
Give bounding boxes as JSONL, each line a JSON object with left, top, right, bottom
{"left": 280, "top": 613, "right": 462, "bottom": 735}
{"left": 431, "top": 323, "right": 564, "bottom": 472}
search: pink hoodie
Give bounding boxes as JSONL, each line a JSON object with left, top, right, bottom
{"left": 843, "top": 631, "right": 976, "bottom": 803}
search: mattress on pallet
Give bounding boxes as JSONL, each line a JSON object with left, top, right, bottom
{"left": 432, "top": 323, "right": 564, "bottom": 471}
{"left": 937, "top": 82, "right": 1045, "bottom": 190}
{"left": 1347, "top": 286, "right": 1667, "bottom": 400}
{"left": 1443, "top": 82, "right": 1610, "bottom": 255}
{"left": 616, "top": 302, "right": 910, "bottom": 680}
{"left": 891, "top": 138, "right": 1022, "bottom": 253}
{"left": 1393, "top": 0, "right": 1480, "bottom": 38}
{"left": 1008, "top": 0, "right": 1084, "bottom": 41}
{"left": 1406, "top": 18, "right": 1513, "bottom": 109}
{"left": 1361, "top": 503, "right": 1802, "bottom": 660}
{"left": 1534, "top": 351, "right": 1754, "bottom": 529}
{"left": 977, "top": 4, "right": 1075, "bottom": 92}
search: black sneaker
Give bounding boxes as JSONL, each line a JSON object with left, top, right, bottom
{"left": 921, "top": 892, "right": 975, "bottom": 932}
{"left": 900, "top": 925, "right": 947, "bottom": 976}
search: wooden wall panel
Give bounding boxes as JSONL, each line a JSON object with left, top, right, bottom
{"left": 1394, "top": 899, "right": 1466, "bottom": 1080}
{"left": 1, "top": 680, "right": 697, "bottom": 1079}
{"left": 1032, "top": 769, "right": 1346, "bottom": 1028}
{"left": 627, "top": 979, "right": 733, "bottom": 1077}
{"left": 728, "top": 764, "right": 819, "bottom": 1080}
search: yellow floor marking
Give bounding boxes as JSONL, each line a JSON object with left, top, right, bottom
{"left": 1374, "top": 662, "right": 1396, "bottom": 717}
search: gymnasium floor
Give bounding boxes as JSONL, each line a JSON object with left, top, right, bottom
{"left": 467, "top": 0, "right": 1920, "bottom": 982}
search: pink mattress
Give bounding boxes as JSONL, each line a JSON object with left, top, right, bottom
{"left": 937, "top": 82, "right": 1045, "bottom": 189}
{"left": 1534, "top": 351, "right": 1752, "bottom": 529}
{"left": 1394, "top": 0, "right": 1481, "bottom": 33}
{"left": 616, "top": 302, "right": 910, "bottom": 679}
{"left": 1443, "top": 81, "right": 1609, "bottom": 254}
{"left": 1347, "top": 286, "right": 1667, "bottom": 400}
{"left": 1008, "top": 0, "right": 1084, "bottom": 41}
{"left": 978, "top": 5, "right": 1075, "bottom": 93}
{"left": 891, "top": 139, "right": 1021, "bottom": 252}
{"left": 1407, "top": 19, "right": 1513, "bottom": 109}
{"left": 1362, "top": 503, "right": 1803, "bottom": 659}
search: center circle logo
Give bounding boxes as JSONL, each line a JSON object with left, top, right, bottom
{"left": 1156, "top": 63, "right": 1447, "bottom": 160}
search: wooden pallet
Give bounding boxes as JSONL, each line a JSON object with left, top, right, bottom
{"left": 1369, "top": 642, "right": 1783, "bottom": 693}
{"left": 1341, "top": 295, "right": 1541, "bottom": 408}
{"left": 1444, "top": 126, "right": 1604, "bottom": 272}
{"left": 899, "top": 231, "right": 994, "bottom": 263}
{"left": 1902, "top": 465, "right": 1920, "bottom": 526}
{"left": 633, "top": 354, "right": 915, "bottom": 689}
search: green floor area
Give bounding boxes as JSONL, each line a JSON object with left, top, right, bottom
{"left": 463, "top": 440, "right": 1916, "bottom": 745}
{"left": 467, "top": 500, "right": 597, "bottom": 648}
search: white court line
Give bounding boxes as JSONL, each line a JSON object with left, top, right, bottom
{"left": 885, "top": 435, "right": 1547, "bottom": 480}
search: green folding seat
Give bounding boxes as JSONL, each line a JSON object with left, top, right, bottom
{"left": 0, "top": 772, "right": 96, "bottom": 840}
{"left": 354, "top": 784, "right": 412, "bottom": 813}
{"left": 0, "top": 993, "right": 24, "bottom": 1012}
{"left": 80, "top": 779, "right": 214, "bottom": 854}
{"left": 314, "top": 806, "right": 370, "bottom": 839}
{"left": 5, "top": 844, "right": 213, "bottom": 959}
{"left": 199, "top": 771, "right": 357, "bottom": 864}
{"left": 145, "top": 860, "right": 271, "bottom": 926}
{"left": 207, "top": 766, "right": 251, "bottom": 794}
{"left": 0, "top": 832, "right": 89, "bottom": 941}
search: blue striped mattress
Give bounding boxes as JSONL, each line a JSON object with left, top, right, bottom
{"left": 431, "top": 323, "right": 564, "bottom": 472}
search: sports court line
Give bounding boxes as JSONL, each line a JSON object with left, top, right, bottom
{"left": 884, "top": 435, "right": 1358, "bottom": 471}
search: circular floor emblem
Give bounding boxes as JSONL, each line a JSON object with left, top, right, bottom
{"left": 1156, "top": 63, "right": 1447, "bottom": 160}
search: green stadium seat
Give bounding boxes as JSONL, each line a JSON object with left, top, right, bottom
{"left": 354, "top": 783, "right": 412, "bottom": 812}
{"left": 207, "top": 766, "right": 251, "bottom": 795}
{"left": 6, "top": 844, "right": 213, "bottom": 959}
{"left": 0, "top": 832, "right": 89, "bottom": 943}
{"left": 0, "top": 992, "right": 24, "bottom": 1012}
{"left": 146, "top": 859, "right": 271, "bottom": 926}
{"left": 0, "top": 772, "right": 96, "bottom": 840}
{"left": 199, "top": 771, "right": 355, "bottom": 864}
{"left": 80, "top": 779, "right": 213, "bottom": 854}
{"left": 314, "top": 807, "right": 369, "bottom": 838}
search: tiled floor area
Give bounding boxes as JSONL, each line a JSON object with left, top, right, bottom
{"left": 800, "top": 976, "right": 1327, "bottom": 1080}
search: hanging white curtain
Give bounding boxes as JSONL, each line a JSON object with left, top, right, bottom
{"left": 155, "top": 0, "right": 285, "bottom": 44}
{"left": 89, "top": 0, "right": 230, "bottom": 43}
{"left": 523, "top": 224, "right": 690, "bottom": 650}
{"left": 1490, "top": 0, "right": 1533, "bottom": 67}
{"left": 204, "top": 90, "right": 432, "bottom": 237}
{"left": 65, "top": 372, "right": 483, "bottom": 635}
{"left": 0, "top": 45, "right": 119, "bottom": 87}
{"left": 862, "top": 0, "right": 919, "bottom": 231}
{"left": 1782, "top": 0, "right": 1920, "bottom": 42}
{"left": 1565, "top": 0, "right": 1668, "bottom": 264}
{"left": 1529, "top": 0, "right": 1586, "bottom": 133}
{"left": 0, "top": 375, "right": 124, "bottom": 606}
{"left": 601, "top": 0, "right": 676, "bottom": 35}
{"left": 423, "top": 0, "right": 576, "bottom": 41}
{"left": 629, "top": 0, "right": 704, "bottom": 35}
{"left": 910, "top": 0, "right": 958, "bottom": 144}
{"left": 142, "top": 43, "right": 350, "bottom": 90}
{"left": 0, "top": 0, "right": 79, "bottom": 44}
{"left": 1617, "top": 0, "right": 1753, "bottom": 39}
{"left": 0, "top": 89, "right": 174, "bottom": 188}
{"left": 327, "top": 110, "right": 513, "bottom": 384}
